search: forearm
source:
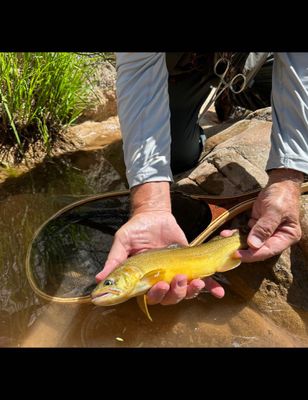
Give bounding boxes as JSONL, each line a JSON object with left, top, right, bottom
{"left": 116, "top": 52, "right": 173, "bottom": 188}
{"left": 266, "top": 53, "right": 308, "bottom": 175}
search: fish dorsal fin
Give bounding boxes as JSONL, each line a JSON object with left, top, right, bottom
{"left": 142, "top": 269, "right": 165, "bottom": 285}
{"left": 137, "top": 295, "right": 153, "bottom": 322}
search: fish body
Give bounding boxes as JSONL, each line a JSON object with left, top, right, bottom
{"left": 91, "top": 231, "right": 246, "bottom": 309}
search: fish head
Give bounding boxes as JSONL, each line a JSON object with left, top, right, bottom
{"left": 91, "top": 265, "right": 141, "bottom": 306}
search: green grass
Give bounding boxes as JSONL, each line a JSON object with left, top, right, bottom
{"left": 0, "top": 52, "right": 105, "bottom": 151}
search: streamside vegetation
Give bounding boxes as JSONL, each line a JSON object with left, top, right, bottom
{"left": 0, "top": 52, "right": 112, "bottom": 156}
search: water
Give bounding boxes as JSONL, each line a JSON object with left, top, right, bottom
{"left": 1, "top": 137, "right": 308, "bottom": 347}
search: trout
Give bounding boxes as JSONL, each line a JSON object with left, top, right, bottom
{"left": 91, "top": 230, "right": 247, "bottom": 321}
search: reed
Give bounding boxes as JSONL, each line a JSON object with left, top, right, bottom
{"left": 0, "top": 52, "right": 100, "bottom": 150}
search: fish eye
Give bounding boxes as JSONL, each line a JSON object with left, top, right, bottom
{"left": 104, "top": 279, "right": 114, "bottom": 286}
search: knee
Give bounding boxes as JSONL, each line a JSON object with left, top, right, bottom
{"left": 170, "top": 135, "right": 203, "bottom": 174}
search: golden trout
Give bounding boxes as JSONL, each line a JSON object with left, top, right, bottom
{"left": 91, "top": 230, "right": 247, "bottom": 320}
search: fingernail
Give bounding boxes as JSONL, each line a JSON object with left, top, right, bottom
{"left": 178, "top": 280, "right": 186, "bottom": 287}
{"left": 212, "top": 287, "right": 225, "bottom": 298}
{"left": 95, "top": 271, "right": 104, "bottom": 282}
{"left": 249, "top": 236, "right": 263, "bottom": 249}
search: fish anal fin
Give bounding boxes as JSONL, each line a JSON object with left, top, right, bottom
{"left": 137, "top": 295, "right": 153, "bottom": 322}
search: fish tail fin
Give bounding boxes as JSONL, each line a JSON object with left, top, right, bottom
{"left": 136, "top": 295, "right": 153, "bottom": 322}
{"left": 217, "top": 255, "right": 241, "bottom": 272}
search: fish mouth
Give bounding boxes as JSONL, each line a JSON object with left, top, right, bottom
{"left": 91, "top": 289, "right": 121, "bottom": 300}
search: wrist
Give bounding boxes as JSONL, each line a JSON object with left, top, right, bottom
{"left": 130, "top": 181, "right": 172, "bottom": 215}
{"left": 267, "top": 168, "right": 304, "bottom": 186}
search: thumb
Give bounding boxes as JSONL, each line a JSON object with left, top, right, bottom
{"left": 95, "top": 234, "right": 129, "bottom": 282}
{"left": 247, "top": 214, "right": 280, "bottom": 249}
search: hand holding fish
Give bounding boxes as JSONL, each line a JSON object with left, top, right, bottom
{"left": 92, "top": 224, "right": 244, "bottom": 321}
{"left": 221, "top": 168, "right": 304, "bottom": 262}
{"left": 95, "top": 182, "right": 224, "bottom": 305}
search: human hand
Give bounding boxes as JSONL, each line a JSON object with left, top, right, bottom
{"left": 95, "top": 182, "right": 224, "bottom": 304}
{"left": 221, "top": 169, "right": 304, "bottom": 262}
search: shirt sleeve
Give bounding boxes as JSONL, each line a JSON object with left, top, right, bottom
{"left": 116, "top": 52, "right": 173, "bottom": 188}
{"left": 266, "top": 53, "right": 308, "bottom": 174}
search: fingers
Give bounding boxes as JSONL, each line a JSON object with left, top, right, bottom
{"left": 146, "top": 281, "right": 170, "bottom": 305}
{"left": 95, "top": 259, "right": 121, "bottom": 282}
{"left": 95, "top": 232, "right": 128, "bottom": 282}
{"left": 238, "top": 234, "right": 295, "bottom": 263}
{"left": 148, "top": 274, "right": 187, "bottom": 305}
{"left": 238, "top": 245, "right": 278, "bottom": 262}
{"left": 247, "top": 214, "right": 280, "bottom": 249}
{"left": 186, "top": 279, "right": 205, "bottom": 299}
{"left": 203, "top": 277, "right": 225, "bottom": 298}
{"left": 146, "top": 275, "right": 225, "bottom": 305}
{"left": 220, "top": 229, "right": 238, "bottom": 238}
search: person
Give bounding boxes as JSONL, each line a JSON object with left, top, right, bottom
{"left": 96, "top": 52, "right": 307, "bottom": 306}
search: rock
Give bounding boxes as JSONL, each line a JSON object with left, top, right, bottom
{"left": 299, "top": 194, "right": 308, "bottom": 259}
{"left": 68, "top": 117, "right": 121, "bottom": 149}
{"left": 202, "top": 119, "right": 253, "bottom": 157}
{"left": 84, "top": 153, "right": 127, "bottom": 193}
{"left": 101, "top": 139, "right": 127, "bottom": 183}
{"left": 67, "top": 116, "right": 127, "bottom": 186}
{"left": 83, "top": 90, "right": 117, "bottom": 122}
{"left": 90, "top": 60, "right": 116, "bottom": 91}
{"left": 175, "top": 116, "right": 272, "bottom": 196}
{"left": 209, "top": 119, "right": 272, "bottom": 169}
{"left": 246, "top": 106, "right": 272, "bottom": 121}
{"left": 81, "top": 61, "right": 117, "bottom": 122}
{"left": 191, "top": 160, "right": 237, "bottom": 196}
{"left": 211, "top": 148, "right": 268, "bottom": 192}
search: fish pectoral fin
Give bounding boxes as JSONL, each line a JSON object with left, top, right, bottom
{"left": 137, "top": 295, "right": 153, "bottom": 322}
{"left": 142, "top": 269, "right": 165, "bottom": 285}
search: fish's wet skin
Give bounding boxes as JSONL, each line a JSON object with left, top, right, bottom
{"left": 91, "top": 230, "right": 247, "bottom": 320}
